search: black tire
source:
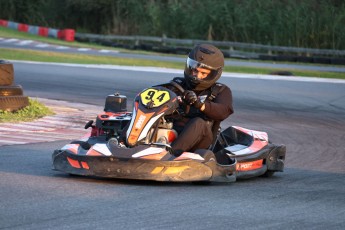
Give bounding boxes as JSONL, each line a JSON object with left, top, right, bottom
{"left": 70, "top": 140, "right": 91, "bottom": 150}
{"left": 0, "top": 85, "right": 24, "bottom": 96}
{"left": 0, "top": 96, "right": 29, "bottom": 112}
{"left": 0, "top": 61, "right": 14, "bottom": 86}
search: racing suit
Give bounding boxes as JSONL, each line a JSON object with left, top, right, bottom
{"left": 165, "top": 77, "right": 234, "bottom": 155}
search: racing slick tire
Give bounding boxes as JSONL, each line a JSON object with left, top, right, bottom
{"left": 0, "top": 95, "right": 29, "bottom": 111}
{"left": 0, "top": 85, "right": 24, "bottom": 96}
{"left": 0, "top": 60, "right": 14, "bottom": 86}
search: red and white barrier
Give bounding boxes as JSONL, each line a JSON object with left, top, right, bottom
{"left": 0, "top": 19, "right": 75, "bottom": 42}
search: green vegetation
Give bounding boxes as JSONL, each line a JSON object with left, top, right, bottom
{"left": 1, "top": 0, "right": 345, "bottom": 49}
{"left": 0, "top": 98, "right": 54, "bottom": 123}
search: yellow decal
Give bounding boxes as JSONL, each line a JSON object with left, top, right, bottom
{"left": 140, "top": 88, "right": 170, "bottom": 107}
{"left": 151, "top": 166, "right": 165, "bottom": 174}
{"left": 164, "top": 166, "right": 190, "bottom": 174}
{"left": 150, "top": 166, "right": 190, "bottom": 175}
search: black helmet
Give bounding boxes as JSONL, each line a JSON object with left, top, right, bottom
{"left": 184, "top": 44, "right": 224, "bottom": 91}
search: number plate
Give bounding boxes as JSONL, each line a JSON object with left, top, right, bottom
{"left": 140, "top": 88, "right": 170, "bottom": 107}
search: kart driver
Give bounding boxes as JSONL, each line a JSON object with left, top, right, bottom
{"left": 165, "top": 44, "right": 234, "bottom": 156}
{"left": 119, "top": 44, "right": 233, "bottom": 157}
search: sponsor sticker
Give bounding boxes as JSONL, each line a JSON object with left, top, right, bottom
{"left": 135, "top": 114, "right": 146, "bottom": 129}
{"left": 236, "top": 159, "right": 263, "bottom": 171}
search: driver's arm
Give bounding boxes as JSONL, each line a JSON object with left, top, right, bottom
{"left": 202, "top": 86, "right": 234, "bottom": 121}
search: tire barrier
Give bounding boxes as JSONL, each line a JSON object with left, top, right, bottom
{"left": 0, "top": 60, "right": 29, "bottom": 112}
{"left": 0, "top": 96, "right": 29, "bottom": 111}
{"left": 0, "top": 19, "right": 75, "bottom": 42}
{"left": 0, "top": 60, "right": 14, "bottom": 86}
{"left": 0, "top": 85, "right": 24, "bottom": 96}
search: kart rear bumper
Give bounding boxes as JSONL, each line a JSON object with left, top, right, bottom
{"left": 235, "top": 144, "right": 286, "bottom": 179}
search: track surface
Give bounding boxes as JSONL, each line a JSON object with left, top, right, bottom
{"left": 0, "top": 62, "right": 344, "bottom": 229}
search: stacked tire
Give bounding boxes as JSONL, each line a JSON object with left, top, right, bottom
{"left": 0, "top": 60, "right": 29, "bottom": 111}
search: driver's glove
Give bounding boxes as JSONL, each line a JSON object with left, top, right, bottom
{"left": 182, "top": 90, "right": 204, "bottom": 109}
{"left": 183, "top": 90, "right": 197, "bottom": 105}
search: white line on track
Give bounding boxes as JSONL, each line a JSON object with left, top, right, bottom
{"left": 35, "top": 44, "right": 50, "bottom": 48}
{"left": 10, "top": 60, "right": 345, "bottom": 84}
{"left": 56, "top": 46, "right": 70, "bottom": 50}
{"left": 77, "top": 48, "right": 91, "bottom": 52}
{"left": 4, "top": 38, "right": 19, "bottom": 43}
{"left": 17, "top": 40, "right": 34, "bottom": 46}
{"left": 99, "top": 49, "right": 119, "bottom": 53}
{"left": 99, "top": 49, "right": 111, "bottom": 53}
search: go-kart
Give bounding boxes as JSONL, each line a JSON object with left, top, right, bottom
{"left": 52, "top": 82, "right": 286, "bottom": 183}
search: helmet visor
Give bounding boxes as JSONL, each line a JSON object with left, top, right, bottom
{"left": 185, "top": 57, "right": 219, "bottom": 80}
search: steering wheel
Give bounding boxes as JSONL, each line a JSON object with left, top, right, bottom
{"left": 169, "top": 80, "right": 191, "bottom": 114}
{"left": 169, "top": 80, "right": 185, "bottom": 94}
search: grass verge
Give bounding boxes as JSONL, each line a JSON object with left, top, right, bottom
{"left": 0, "top": 98, "right": 54, "bottom": 123}
{"left": 0, "top": 47, "right": 183, "bottom": 68}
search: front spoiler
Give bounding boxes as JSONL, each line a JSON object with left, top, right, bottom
{"left": 52, "top": 150, "right": 237, "bottom": 183}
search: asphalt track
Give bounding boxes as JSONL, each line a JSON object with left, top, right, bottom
{"left": 0, "top": 62, "right": 344, "bottom": 229}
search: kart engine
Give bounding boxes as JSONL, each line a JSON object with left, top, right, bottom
{"left": 89, "top": 92, "right": 178, "bottom": 145}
